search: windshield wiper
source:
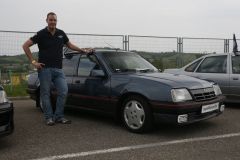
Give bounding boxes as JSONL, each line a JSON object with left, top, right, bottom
{"left": 114, "top": 69, "right": 137, "bottom": 72}
{"left": 114, "top": 68, "right": 155, "bottom": 73}
{"left": 136, "top": 68, "right": 154, "bottom": 73}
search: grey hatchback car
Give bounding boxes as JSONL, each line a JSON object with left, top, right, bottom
{"left": 164, "top": 53, "right": 240, "bottom": 103}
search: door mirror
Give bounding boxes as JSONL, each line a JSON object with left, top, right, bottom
{"left": 91, "top": 69, "right": 105, "bottom": 77}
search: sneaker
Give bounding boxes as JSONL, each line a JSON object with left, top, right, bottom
{"left": 55, "top": 118, "right": 71, "bottom": 124}
{"left": 46, "top": 118, "right": 55, "bottom": 126}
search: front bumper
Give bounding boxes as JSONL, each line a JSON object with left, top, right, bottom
{"left": 151, "top": 95, "right": 225, "bottom": 124}
{"left": 0, "top": 102, "right": 14, "bottom": 137}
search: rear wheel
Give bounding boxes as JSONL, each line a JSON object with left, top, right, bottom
{"left": 121, "top": 95, "right": 153, "bottom": 133}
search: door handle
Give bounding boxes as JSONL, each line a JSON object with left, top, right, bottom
{"left": 233, "top": 77, "right": 239, "bottom": 80}
{"left": 75, "top": 80, "right": 81, "bottom": 83}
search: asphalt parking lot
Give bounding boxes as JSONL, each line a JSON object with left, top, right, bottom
{"left": 0, "top": 100, "right": 240, "bottom": 160}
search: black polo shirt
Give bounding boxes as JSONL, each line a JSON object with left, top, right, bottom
{"left": 30, "top": 27, "right": 69, "bottom": 69}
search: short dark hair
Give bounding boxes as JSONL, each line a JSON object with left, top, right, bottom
{"left": 47, "top": 12, "right": 57, "bottom": 19}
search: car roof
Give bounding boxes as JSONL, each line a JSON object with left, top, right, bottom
{"left": 95, "top": 49, "right": 134, "bottom": 54}
{"left": 201, "top": 52, "right": 234, "bottom": 58}
{"left": 64, "top": 49, "right": 135, "bottom": 56}
{"left": 181, "top": 52, "right": 233, "bottom": 69}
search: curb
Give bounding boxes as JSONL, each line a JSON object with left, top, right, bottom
{"left": 8, "top": 96, "right": 30, "bottom": 100}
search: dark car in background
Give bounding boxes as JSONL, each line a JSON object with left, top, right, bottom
{"left": 27, "top": 49, "right": 225, "bottom": 133}
{"left": 0, "top": 85, "right": 14, "bottom": 137}
{"left": 164, "top": 53, "right": 240, "bottom": 103}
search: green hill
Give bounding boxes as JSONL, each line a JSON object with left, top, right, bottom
{"left": 0, "top": 55, "right": 29, "bottom": 64}
{"left": 0, "top": 53, "right": 38, "bottom": 72}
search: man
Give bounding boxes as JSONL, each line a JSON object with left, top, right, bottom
{"left": 23, "top": 12, "right": 92, "bottom": 126}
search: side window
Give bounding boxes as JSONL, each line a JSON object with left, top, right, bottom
{"left": 184, "top": 58, "right": 202, "bottom": 72}
{"left": 78, "top": 55, "right": 101, "bottom": 76}
{"left": 196, "top": 56, "right": 227, "bottom": 73}
{"left": 62, "top": 55, "right": 80, "bottom": 76}
{"left": 232, "top": 56, "right": 240, "bottom": 74}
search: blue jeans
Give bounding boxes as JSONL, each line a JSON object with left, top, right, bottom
{"left": 38, "top": 68, "right": 68, "bottom": 120}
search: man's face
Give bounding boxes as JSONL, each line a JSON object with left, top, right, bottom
{"left": 46, "top": 15, "right": 57, "bottom": 30}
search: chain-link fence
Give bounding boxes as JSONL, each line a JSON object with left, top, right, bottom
{"left": 126, "top": 35, "right": 234, "bottom": 70}
{"left": 128, "top": 35, "right": 178, "bottom": 53}
{"left": 181, "top": 38, "right": 225, "bottom": 54}
{"left": 67, "top": 33, "right": 124, "bottom": 50}
{"left": 0, "top": 31, "right": 125, "bottom": 55}
{"left": 1, "top": 30, "right": 238, "bottom": 55}
{"left": 0, "top": 31, "right": 38, "bottom": 55}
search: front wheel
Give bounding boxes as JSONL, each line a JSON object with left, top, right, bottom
{"left": 121, "top": 95, "right": 153, "bottom": 133}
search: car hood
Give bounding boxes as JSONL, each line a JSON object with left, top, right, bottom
{"left": 131, "top": 72, "right": 212, "bottom": 89}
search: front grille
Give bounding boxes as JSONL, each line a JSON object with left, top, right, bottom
{"left": 190, "top": 87, "right": 216, "bottom": 102}
{"left": 0, "top": 112, "right": 10, "bottom": 126}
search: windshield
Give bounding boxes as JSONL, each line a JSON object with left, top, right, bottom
{"left": 102, "top": 52, "right": 158, "bottom": 72}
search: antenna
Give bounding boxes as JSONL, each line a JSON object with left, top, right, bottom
{"left": 103, "top": 41, "right": 120, "bottom": 51}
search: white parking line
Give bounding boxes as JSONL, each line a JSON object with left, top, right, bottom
{"left": 32, "top": 132, "right": 240, "bottom": 160}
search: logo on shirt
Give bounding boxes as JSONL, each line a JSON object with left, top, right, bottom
{"left": 58, "top": 35, "right": 63, "bottom": 39}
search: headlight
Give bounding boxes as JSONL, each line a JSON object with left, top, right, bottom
{"left": 171, "top": 88, "right": 192, "bottom": 102}
{"left": 0, "top": 90, "right": 8, "bottom": 103}
{"left": 213, "top": 84, "right": 222, "bottom": 96}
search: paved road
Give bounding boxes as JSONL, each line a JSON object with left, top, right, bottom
{"left": 0, "top": 100, "right": 240, "bottom": 160}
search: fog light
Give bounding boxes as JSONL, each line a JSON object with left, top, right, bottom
{"left": 220, "top": 104, "right": 225, "bottom": 112}
{"left": 178, "top": 114, "right": 188, "bottom": 123}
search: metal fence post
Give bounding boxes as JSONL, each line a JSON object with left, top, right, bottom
{"left": 224, "top": 39, "right": 226, "bottom": 53}
{"left": 177, "top": 38, "right": 180, "bottom": 53}
{"left": 127, "top": 35, "right": 129, "bottom": 51}
{"left": 177, "top": 37, "right": 183, "bottom": 53}
{"left": 224, "top": 39, "right": 229, "bottom": 53}
{"left": 227, "top": 39, "right": 229, "bottom": 53}
{"left": 123, "top": 36, "right": 125, "bottom": 50}
{"left": 177, "top": 38, "right": 184, "bottom": 68}
{"left": 123, "top": 35, "right": 129, "bottom": 51}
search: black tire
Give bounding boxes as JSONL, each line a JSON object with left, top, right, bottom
{"left": 121, "top": 95, "right": 153, "bottom": 133}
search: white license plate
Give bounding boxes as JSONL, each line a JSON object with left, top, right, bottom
{"left": 201, "top": 102, "right": 219, "bottom": 113}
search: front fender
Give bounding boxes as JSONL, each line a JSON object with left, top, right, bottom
{"left": 119, "top": 79, "right": 173, "bottom": 102}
